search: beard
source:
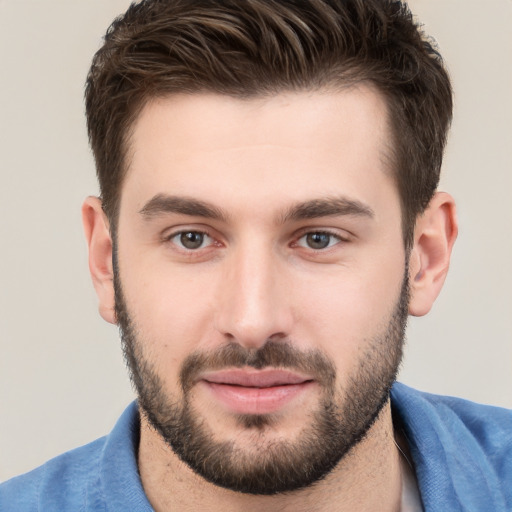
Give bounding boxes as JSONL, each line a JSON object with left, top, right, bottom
{"left": 114, "top": 268, "right": 409, "bottom": 495}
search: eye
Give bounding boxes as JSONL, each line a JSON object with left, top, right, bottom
{"left": 296, "top": 231, "right": 342, "bottom": 250}
{"left": 169, "top": 231, "right": 213, "bottom": 250}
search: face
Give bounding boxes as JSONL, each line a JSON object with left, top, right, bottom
{"left": 114, "top": 88, "right": 409, "bottom": 494}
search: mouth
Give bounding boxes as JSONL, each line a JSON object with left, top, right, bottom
{"left": 199, "top": 369, "right": 315, "bottom": 415}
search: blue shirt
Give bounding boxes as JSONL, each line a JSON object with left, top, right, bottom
{"left": 1, "top": 383, "right": 511, "bottom": 511}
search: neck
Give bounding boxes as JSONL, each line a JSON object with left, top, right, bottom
{"left": 138, "top": 401, "right": 403, "bottom": 512}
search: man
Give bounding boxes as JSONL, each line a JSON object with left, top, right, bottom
{"left": 1, "top": 0, "right": 510, "bottom": 510}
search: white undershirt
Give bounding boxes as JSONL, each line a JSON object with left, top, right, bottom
{"left": 400, "top": 451, "right": 423, "bottom": 512}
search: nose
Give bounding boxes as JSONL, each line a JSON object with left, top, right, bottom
{"left": 214, "top": 241, "right": 293, "bottom": 349}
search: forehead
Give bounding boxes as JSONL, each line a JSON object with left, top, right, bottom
{"left": 122, "top": 87, "right": 396, "bottom": 216}
{"left": 128, "top": 86, "right": 391, "bottom": 155}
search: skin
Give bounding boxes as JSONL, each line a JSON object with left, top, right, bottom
{"left": 83, "top": 86, "right": 457, "bottom": 511}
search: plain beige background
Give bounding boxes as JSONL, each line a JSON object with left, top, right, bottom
{"left": 0, "top": 0, "right": 511, "bottom": 482}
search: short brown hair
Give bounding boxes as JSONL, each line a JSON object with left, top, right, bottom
{"left": 85, "top": 0, "right": 452, "bottom": 247}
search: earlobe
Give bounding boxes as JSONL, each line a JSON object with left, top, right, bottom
{"left": 82, "top": 197, "right": 117, "bottom": 325}
{"left": 408, "top": 192, "right": 458, "bottom": 317}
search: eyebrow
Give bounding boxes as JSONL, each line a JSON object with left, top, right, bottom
{"left": 280, "top": 197, "right": 375, "bottom": 223}
{"left": 139, "top": 194, "right": 228, "bottom": 221}
{"left": 139, "top": 194, "right": 374, "bottom": 224}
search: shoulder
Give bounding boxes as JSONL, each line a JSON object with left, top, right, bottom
{"left": 0, "top": 436, "right": 107, "bottom": 512}
{"left": 0, "top": 402, "right": 143, "bottom": 512}
{"left": 391, "top": 382, "right": 512, "bottom": 510}
{"left": 391, "top": 382, "right": 512, "bottom": 452}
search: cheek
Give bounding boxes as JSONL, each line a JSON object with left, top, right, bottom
{"left": 120, "top": 257, "right": 219, "bottom": 367}
{"left": 293, "top": 260, "right": 405, "bottom": 371}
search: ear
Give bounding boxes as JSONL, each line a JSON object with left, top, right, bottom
{"left": 408, "top": 192, "right": 458, "bottom": 317}
{"left": 82, "top": 196, "right": 116, "bottom": 325}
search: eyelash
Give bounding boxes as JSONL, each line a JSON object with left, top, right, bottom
{"left": 163, "top": 229, "right": 216, "bottom": 251}
{"left": 163, "top": 228, "right": 348, "bottom": 253}
{"left": 293, "top": 229, "right": 348, "bottom": 251}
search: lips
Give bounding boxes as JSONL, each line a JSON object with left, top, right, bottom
{"left": 199, "top": 369, "right": 314, "bottom": 415}
{"left": 202, "top": 369, "right": 311, "bottom": 387}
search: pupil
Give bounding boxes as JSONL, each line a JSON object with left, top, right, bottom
{"left": 307, "top": 233, "right": 330, "bottom": 249}
{"left": 181, "top": 232, "right": 204, "bottom": 249}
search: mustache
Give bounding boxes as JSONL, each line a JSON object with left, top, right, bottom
{"left": 180, "top": 340, "right": 336, "bottom": 392}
